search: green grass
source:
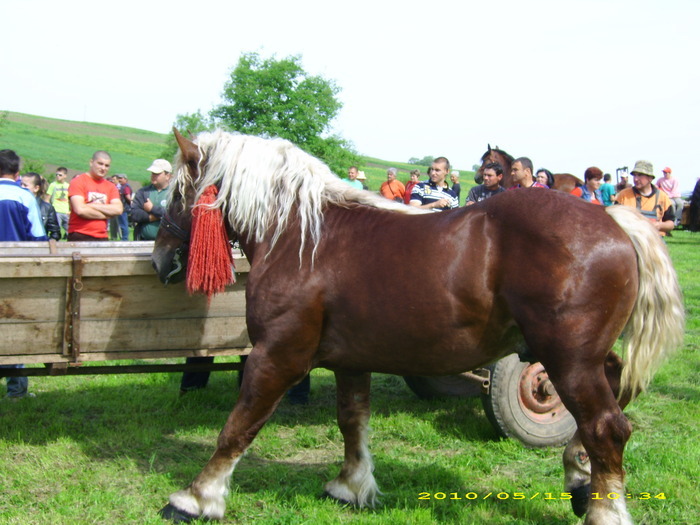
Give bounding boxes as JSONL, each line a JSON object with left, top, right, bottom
{"left": 1, "top": 232, "right": 698, "bottom": 524}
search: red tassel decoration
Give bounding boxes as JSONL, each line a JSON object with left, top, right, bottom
{"left": 186, "top": 185, "right": 235, "bottom": 300}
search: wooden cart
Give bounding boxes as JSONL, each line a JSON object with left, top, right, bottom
{"left": 0, "top": 241, "right": 251, "bottom": 376}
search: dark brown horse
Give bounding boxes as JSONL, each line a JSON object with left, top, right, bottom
{"left": 152, "top": 130, "right": 684, "bottom": 525}
{"left": 477, "top": 144, "right": 583, "bottom": 191}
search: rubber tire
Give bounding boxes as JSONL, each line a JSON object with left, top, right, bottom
{"left": 481, "top": 354, "right": 576, "bottom": 448}
{"left": 403, "top": 374, "right": 482, "bottom": 399}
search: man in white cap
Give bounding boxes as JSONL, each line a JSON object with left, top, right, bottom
{"left": 615, "top": 160, "right": 675, "bottom": 236}
{"left": 130, "top": 159, "right": 172, "bottom": 240}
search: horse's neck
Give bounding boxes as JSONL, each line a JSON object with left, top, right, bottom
{"left": 238, "top": 237, "right": 259, "bottom": 265}
{"left": 498, "top": 155, "right": 514, "bottom": 188}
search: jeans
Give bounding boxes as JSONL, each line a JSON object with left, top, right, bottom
{"left": 117, "top": 212, "right": 130, "bottom": 241}
{"left": 56, "top": 213, "right": 69, "bottom": 238}
{"left": 670, "top": 197, "right": 684, "bottom": 225}
{"left": 1, "top": 365, "right": 29, "bottom": 397}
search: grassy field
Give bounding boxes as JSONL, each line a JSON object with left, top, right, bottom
{"left": 1, "top": 230, "right": 698, "bottom": 525}
{"left": 2, "top": 112, "right": 167, "bottom": 185}
{"left": 0, "top": 112, "right": 476, "bottom": 197}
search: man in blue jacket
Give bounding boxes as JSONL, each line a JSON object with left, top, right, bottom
{"left": 0, "top": 149, "right": 46, "bottom": 400}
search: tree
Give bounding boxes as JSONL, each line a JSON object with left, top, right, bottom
{"left": 211, "top": 52, "right": 343, "bottom": 148}
{"left": 409, "top": 155, "right": 435, "bottom": 166}
{"left": 20, "top": 158, "right": 46, "bottom": 177}
{"left": 161, "top": 110, "right": 214, "bottom": 159}
{"left": 169, "top": 52, "right": 358, "bottom": 175}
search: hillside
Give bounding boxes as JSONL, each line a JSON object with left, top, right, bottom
{"left": 1, "top": 112, "right": 475, "bottom": 195}
{"left": 2, "top": 112, "right": 168, "bottom": 185}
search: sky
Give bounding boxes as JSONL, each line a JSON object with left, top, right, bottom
{"left": 3, "top": 0, "right": 699, "bottom": 191}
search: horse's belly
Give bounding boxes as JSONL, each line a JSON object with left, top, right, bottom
{"left": 316, "top": 326, "right": 519, "bottom": 376}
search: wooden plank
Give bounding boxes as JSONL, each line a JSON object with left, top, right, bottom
{"left": 78, "top": 317, "right": 251, "bottom": 353}
{"left": 0, "top": 321, "right": 63, "bottom": 356}
{"left": 0, "top": 277, "right": 67, "bottom": 323}
{"left": 0, "top": 347, "right": 251, "bottom": 366}
{"left": 0, "top": 241, "right": 156, "bottom": 256}
{"left": 0, "top": 316, "right": 249, "bottom": 357}
{"left": 74, "top": 274, "right": 248, "bottom": 320}
{"left": 0, "top": 254, "right": 250, "bottom": 278}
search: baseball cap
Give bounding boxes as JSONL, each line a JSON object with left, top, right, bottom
{"left": 662, "top": 167, "right": 672, "bottom": 174}
{"left": 147, "top": 159, "right": 172, "bottom": 174}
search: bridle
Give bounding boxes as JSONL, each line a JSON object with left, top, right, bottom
{"left": 160, "top": 212, "right": 191, "bottom": 285}
{"left": 160, "top": 212, "right": 191, "bottom": 243}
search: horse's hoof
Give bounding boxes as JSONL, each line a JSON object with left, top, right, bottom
{"left": 158, "top": 503, "right": 201, "bottom": 523}
{"left": 570, "top": 484, "right": 591, "bottom": 517}
{"left": 321, "top": 491, "right": 355, "bottom": 507}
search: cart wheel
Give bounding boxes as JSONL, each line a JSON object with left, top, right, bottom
{"left": 481, "top": 354, "right": 576, "bottom": 448}
{"left": 403, "top": 374, "right": 482, "bottom": 399}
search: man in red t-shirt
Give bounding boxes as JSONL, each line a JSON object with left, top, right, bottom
{"left": 68, "top": 150, "right": 123, "bottom": 241}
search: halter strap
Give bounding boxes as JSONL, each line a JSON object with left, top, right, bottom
{"left": 160, "top": 212, "right": 191, "bottom": 242}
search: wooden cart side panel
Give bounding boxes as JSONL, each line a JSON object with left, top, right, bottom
{"left": 74, "top": 274, "right": 248, "bottom": 320}
{"left": 0, "top": 248, "right": 252, "bottom": 366}
{"left": 0, "top": 254, "right": 250, "bottom": 279}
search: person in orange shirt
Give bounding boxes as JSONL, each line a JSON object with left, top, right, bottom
{"left": 68, "top": 150, "right": 123, "bottom": 241}
{"left": 380, "top": 168, "right": 405, "bottom": 202}
{"left": 616, "top": 160, "right": 675, "bottom": 236}
{"left": 570, "top": 167, "right": 604, "bottom": 205}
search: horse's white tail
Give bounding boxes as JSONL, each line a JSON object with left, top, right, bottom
{"left": 606, "top": 206, "right": 685, "bottom": 398}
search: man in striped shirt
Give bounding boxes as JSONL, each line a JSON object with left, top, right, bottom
{"left": 409, "top": 157, "right": 458, "bottom": 211}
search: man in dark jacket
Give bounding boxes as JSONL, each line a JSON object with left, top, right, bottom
{"left": 130, "top": 159, "right": 172, "bottom": 240}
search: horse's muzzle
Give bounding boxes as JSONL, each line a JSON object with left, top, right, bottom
{"left": 153, "top": 246, "right": 188, "bottom": 285}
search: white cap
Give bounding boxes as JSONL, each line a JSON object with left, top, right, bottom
{"left": 147, "top": 159, "right": 172, "bottom": 174}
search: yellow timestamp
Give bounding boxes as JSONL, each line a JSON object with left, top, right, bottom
{"left": 417, "top": 492, "right": 667, "bottom": 501}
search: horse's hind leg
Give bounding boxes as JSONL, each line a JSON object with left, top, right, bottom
{"left": 562, "top": 351, "right": 633, "bottom": 519}
{"left": 555, "top": 362, "right": 633, "bottom": 525}
{"left": 324, "top": 371, "right": 379, "bottom": 507}
{"left": 160, "top": 349, "right": 307, "bottom": 522}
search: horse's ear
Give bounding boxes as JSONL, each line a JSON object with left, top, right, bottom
{"left": 174, "top": 128, "right": 201, "bottom": 179}
{"left": 487, "top": 144, "right": 492, "bottom": 153}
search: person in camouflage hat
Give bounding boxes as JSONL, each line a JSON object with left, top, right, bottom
{"left": 615, "top": 160, "right": 675, "bottom": 236}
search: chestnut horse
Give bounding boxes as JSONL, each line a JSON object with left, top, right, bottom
{"left": 477, "top": 144, "right": 583, "bottom": 191}
{"left": 152, "top": 130, "right": 684, "bottom": 525}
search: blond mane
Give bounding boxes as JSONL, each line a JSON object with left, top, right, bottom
{"left": 172, "top": 130, "right": 424, "bottom": 260}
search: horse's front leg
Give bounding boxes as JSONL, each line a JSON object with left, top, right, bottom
{"left": 160, "top": 348, "right": 306, "bottom": 522}
{"left": 324, "top": 371, "right": 380, "bottom": 507}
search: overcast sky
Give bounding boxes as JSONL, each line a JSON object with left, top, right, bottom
{"left": 4, "top": 0, "right": 698, "bottom": 191}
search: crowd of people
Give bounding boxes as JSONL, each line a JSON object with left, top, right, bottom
{"left": 346, "top": 156, "right": 685, "bottom": 237}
